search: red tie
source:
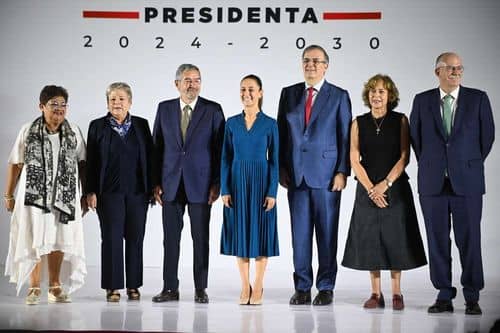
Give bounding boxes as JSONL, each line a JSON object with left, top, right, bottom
{"left": 304, "top": 87, "right": 314, "bottom": 126}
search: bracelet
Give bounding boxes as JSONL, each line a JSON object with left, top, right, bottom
{"left": 4, "top": 194, "right": 14, "bottom": 200}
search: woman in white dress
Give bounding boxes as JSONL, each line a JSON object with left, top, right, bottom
{"left": 4, "top": 85, "right": 87, "bottom": 305}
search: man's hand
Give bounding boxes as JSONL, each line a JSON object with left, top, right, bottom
{"left": 154, "top": 185, "right": 163, "bottom": 205}
{"left": 331, "top": 173, "right": 346, "bottom": 191}
{"left": 279, "top": 168, "right": 290, "bottom": 188}
{"left": 208, "top": 184, "right": 220, "bottom": 205}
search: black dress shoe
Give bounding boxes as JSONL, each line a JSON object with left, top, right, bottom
{"left": 152, "top": 289, "right": 179, "bottom": 303}
{"left": 194, "top": 289, "right": 209, "bottom": 304}
{"left": 428, "top": 299, "right": 453, "bottom": 313}
{"left": 289, "top": 291, "right": 311, "bottom": 305}
{"left": 465, "top": 302, "right": 482, "bottom": 315}
{"left": 313, "top": 290, "right": 333, "bottom": 306}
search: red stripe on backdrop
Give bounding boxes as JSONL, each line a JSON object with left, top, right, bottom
{"left": 323, "top": 12, "right": 382, "bottom": 20}
{"left": 83, "top": 11, "right": 140, "bottom": 19}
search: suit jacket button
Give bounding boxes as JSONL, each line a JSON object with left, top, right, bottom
{"left": 182, "top": 151, "right": 186, "bottom": 155}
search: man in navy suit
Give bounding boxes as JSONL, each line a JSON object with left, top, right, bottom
{"left": 151, "top": 64, "right": 225, "bottom": 303}
{"left": 410, "top": 52, "right": 495, "bottom": 315}
{"left": 278, "top": 45, "right": 352, "bottom": 305}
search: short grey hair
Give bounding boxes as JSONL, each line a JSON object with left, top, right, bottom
{"left": 435, "top": 52, "right": 460, "bottom": 69}
{"left": 175, "top": 64, "right": 200, "bottom": 81}
{"left": 302, "top": 44, "right": 330, "bottom": 64}
{"left": 106, "top": 82, "right": 132, "bottom": 101}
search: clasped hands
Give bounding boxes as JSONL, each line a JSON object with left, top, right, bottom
{"left": 368, "top": 181, "right": 389, "bottom": 208}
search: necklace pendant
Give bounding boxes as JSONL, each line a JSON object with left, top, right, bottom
{"left": 376, "top": 128, "right": 380, "bottom": 135}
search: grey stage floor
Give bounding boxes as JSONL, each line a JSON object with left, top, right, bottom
{"left": 0, "top": 266, "right": 499, "bottom": 332}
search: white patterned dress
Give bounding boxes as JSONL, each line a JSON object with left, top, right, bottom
{"left": 5, "top": 122, "right": 87, "bottom": 295}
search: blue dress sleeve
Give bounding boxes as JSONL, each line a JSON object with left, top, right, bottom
{"left": 220, "top": 122, "right": 233, "bottom": 196}
{"left": 266, "top": 120, "right": 279, "bottom": 198}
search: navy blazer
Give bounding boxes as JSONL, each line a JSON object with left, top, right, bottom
{"left": 152, "top": 97, "right": 225, "bottom": 203}
{"left": 86, "top": 115, "right": 153, "bottom": 195}
{"left": 410, "top": 86, "right": 495, "bottom": 196}
{"left": 277, "top": 81, "right": 352, "bottom": 189}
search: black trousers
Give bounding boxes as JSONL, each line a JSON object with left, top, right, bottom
{"left": 162, "top": 181, "right": 211, "bottom": 291}
{"left": 97, "top": 193, "right": 148, "bottom": 290}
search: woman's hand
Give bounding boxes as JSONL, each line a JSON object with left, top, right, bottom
{"left": 368, "top": 181, "right": 389, "bottom": 208}
{"left": 4, "top": 196, "right": 15, "bottom": 212}
{"left": 222, "top": 195, "right": 232, "bottom": 208}
{"left": 81, "top": 196, "right": 89, "bottom": 216}
{"left": 263, "top": 197, "right": 276, "bottom": 211}
{"left": 86, "top": 193, "right": 97, "bottom": 211}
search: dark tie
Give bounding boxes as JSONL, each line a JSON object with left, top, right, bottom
{"left": 181, "top": 104, "right": 191, "bottom": 142}
{"left": 442, "top": 94, "right": 453, "bottom": 136}
{"left": 304, "top": 87, "right": 314, "bottom": 126}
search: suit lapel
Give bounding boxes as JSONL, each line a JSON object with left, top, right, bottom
{"left": 287, "top": 85, "right": 306, "bottom": 132}
{"left": 430, "top": 88, "right": 447, "bottom": 140}
{"left": 170, "top": 99, "right": 183, "bottom": 148}
{"left": 450, "top": 86, "right": 465, "bottom": 139}
{"left": 99, "top": 119, "right": 112, "bottom": 189}
{"left": 307, "top": 82, "right": 330, "bottom": 128}
{"left": 132, "top": 117, "right": 147, "bottom": 176}
{"left": 184, "top": 98, "right": 204, "bottom": 146}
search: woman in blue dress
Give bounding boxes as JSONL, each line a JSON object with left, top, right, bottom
{"left": 220, "top": 74, "right": 279, "bottom": 305}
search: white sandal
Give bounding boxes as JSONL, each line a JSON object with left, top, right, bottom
{"left": 25, "top": 287, "right": 41, "bottom": 305}
{"left": 48, "top": 285, "right": 72, "bottom": 303}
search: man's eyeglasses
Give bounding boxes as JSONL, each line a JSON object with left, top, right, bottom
{"left": 440, "top": 65, "right": 464, "bottom": 72}
{"left": 181, "top": 78, "right": 201, "bottom": 85}
{"left": 302, "top": 58, "right": 327, "bottom": 65}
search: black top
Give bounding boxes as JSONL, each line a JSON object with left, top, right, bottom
{"left": 103, "top": 126, "right": 144, "bottom": 193}
{"left": 357, "top": 110, "right": 408, "bottom": 184}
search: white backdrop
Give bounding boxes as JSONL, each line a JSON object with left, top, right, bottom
{"left": 1, "top": 0, "right": 499, "bottom": 293}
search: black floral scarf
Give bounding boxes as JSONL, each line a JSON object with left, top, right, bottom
{"left": 24, "top": 116, "right": 78, "bottom": 224}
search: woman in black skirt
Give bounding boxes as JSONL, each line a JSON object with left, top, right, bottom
{"left": 342, "top": 74, "right": 426, "bottom": 310}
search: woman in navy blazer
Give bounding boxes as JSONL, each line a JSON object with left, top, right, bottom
{"left": 86, "top": 82, "right": 153, "bottom": 302}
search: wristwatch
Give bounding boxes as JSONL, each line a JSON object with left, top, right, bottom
{"left": 385, "top": 178, "right": 393, "bottom": 187}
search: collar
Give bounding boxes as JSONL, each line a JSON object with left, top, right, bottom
{"left": 107, "top": 112, "right": 131, "bottom": 125}
{"left": 439, "top": 86, "right": 460, "bottom": 100}
{"left": 180, "top": 97, "right": 198, "bottom": 111}
{"left": 304, "top": 78, "right": 325, "bottom": 92}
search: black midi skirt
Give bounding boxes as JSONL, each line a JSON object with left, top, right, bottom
{"left": 342, "top": 180, "right": 427, "bottom": 271}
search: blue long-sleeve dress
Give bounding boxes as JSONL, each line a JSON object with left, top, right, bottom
{"left": 220, "top": 111, "right": 279, "bottom": 258}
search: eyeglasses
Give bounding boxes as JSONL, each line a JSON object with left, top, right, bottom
{"left": 440, "top": 65, "right": 464, "bottom": 72}
{"left": 302, "top": 58, "right": 327, "bottom": 65}
{"left": 181, "top": 78, "right": 201, "bottom": 85}
{"left": 47, "top": 102, "right": 68, "bottom": 109}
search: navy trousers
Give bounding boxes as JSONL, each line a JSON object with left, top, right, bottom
{"left": 97, "top": 193, "right": 148, "bottom": 290}
{"left": 419, "top": 179, "right": 484, "bottom": 302}
{"left": 162, "top": 180, "right": 211, "bottom": 291}
{"left": 288, "top": 182, "right": 341, "bottom": 292}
